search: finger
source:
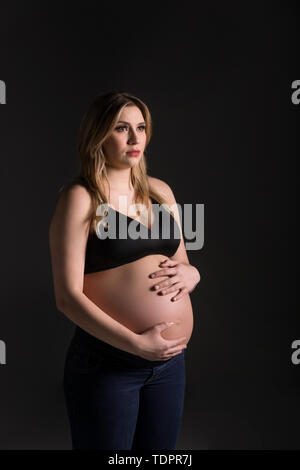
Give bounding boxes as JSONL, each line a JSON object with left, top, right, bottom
{"left": 157, "top": 277, "right": 180, "bottom": 289}
{"left": 162, "top": 348, "right": 185, "bottom": 359}
{"left": 158, "top": 320, "right": 182, "bottom": 331}
{"left": 165, "top": 345, "right": 186, "bottom": 355}
{"left": 160, "top": 282, "right": 183, "bottom": 295}
{"left": 162, "top": 276, "right": 180, "bottom": 287}
{"left": 164, "top": 335, "right": 186, "bottom": 346}
{"left": 171, "top": 287, "right": 188, "bottom": 302}
{"left": 159, "top": 259, "right": 178, "bottom": 268}
{"left": 150, "top": 267, "right": 177, "bottom": 278}
{"left": 154, "top": 282, "right": 180, "bottom": 293}
{"left": 160, "top": 259, "right": 176, "bottom": 264}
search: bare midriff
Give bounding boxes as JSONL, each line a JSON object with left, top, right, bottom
{"left": 83, "top": 254, "right": 194, "bottom": 344}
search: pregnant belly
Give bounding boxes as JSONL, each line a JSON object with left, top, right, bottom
{"left": 83, "top": 254, "right": 194, "bottom": 344}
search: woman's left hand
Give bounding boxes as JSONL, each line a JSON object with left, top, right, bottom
{"left": 149, "top": 259, "right": 201, "bottom": 302}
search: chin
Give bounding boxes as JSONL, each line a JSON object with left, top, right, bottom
{"left": 127, "top": 158, "right": 140, "bottom": 167}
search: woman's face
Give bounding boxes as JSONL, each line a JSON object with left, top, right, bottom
{"left": 103, "top": 105, "right": 147, "bottom": 169}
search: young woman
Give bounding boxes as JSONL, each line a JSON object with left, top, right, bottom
{"left": 49, "top": 91, "right": 201, "bottom": 450}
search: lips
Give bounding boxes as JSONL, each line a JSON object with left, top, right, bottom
{"left": 126, "top": 150, "right": 140, "bottom": 156}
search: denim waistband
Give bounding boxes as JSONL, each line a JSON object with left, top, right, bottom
{"left": 71, "top": 325, "right": 172, "bottom": 368}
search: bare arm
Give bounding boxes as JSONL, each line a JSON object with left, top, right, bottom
{"left": 48, "top": 184, "right": 139, "bottom": 354}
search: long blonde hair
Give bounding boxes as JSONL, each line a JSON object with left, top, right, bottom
{"left": 58, "top": 91, "right": 172, "bottom": 235}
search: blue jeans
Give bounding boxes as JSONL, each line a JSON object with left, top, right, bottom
{"left": 63, "top": 326, "right": 186, "bottom": 450}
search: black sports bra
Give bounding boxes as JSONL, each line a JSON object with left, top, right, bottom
{"left": 84, "top": 197, "right": 181, "bottom": 274}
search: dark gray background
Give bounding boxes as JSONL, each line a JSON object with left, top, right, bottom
{"left": 0, "top": 1, "right": 299, "bottom": 449}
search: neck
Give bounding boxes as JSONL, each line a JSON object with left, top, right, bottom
{"left": 105, "top": 167, "right": 133, "bottom": 192}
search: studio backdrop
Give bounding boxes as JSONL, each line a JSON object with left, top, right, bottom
{"left": 0, "top": 1, "right": 299, "bottom": 450}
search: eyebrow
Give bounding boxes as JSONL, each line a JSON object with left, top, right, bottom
{"left": 117, "top": 120, "right": 146, "bottom": 125}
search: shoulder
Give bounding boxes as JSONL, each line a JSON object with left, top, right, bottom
{"left": 148, "top": 175, "right": 182, "bottom": 230}
{"left": 59, "top": 182, "right": 92, "bottom": 205}
{"left": 147, "top": 176, "right": 176, "bottom": 203}
{"left": 54, "top": 183, "right": 93, "bottom": 223}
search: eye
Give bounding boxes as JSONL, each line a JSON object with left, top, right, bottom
{"left": 115, "top": 125, "right": 146, "bottom": 132}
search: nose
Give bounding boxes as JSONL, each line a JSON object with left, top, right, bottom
{"left": 127, "top": 129, "right": 139, "bottom": 144}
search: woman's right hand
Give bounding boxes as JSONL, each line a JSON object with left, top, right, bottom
{"left": 133, "top": 321, "right": 187, "bottom": 361}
